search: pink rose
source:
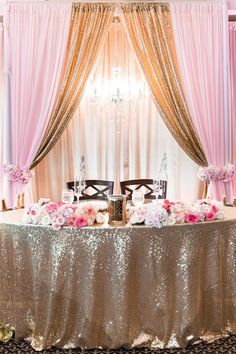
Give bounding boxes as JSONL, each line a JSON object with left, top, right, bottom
{"left": 185, "top": 212, "right": 200, "bottom": 224}
{"left": 74, "top": 216, "right": 88, "bottom": 228}
{"left": 85, "top": 206, "right": 96, "bottom": 217}
{"left": 205, "top": 212, "right": 216, "bottom": 221}
{"left": 67, "top": 216, "right": 77, "bottom": 227}
{"left": 211, "top": 205, "right": 219, "bottom": 214}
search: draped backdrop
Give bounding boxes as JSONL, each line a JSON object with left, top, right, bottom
{"left": 4, "top": 3, "right": 72, "bottom": 207}
{"left": 32, "top": 22, "right": 200, "bottom": 202}
{"left": 31, "top": 3, "right": 115, "bottom": 168}
{"left": 120, "top": 3, "right": 207, "bottom": 168}
{"left": 1, "top": 0, "right": 234, "bottom": 206}
{"left": 0, "top": 24, "right": 3, "bottom": 204}
{"left": 170, "top": 1, "right": 232, "bottom": 201}
{"left": 229, "top": 22, "right": 236, "bottom": 197}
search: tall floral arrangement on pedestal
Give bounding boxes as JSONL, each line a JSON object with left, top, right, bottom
{"left": 3, "top": 164, "right": 33, "bottom": 184}
{"left": 197, "top": 164, "right": 235, "bottom": 202}
{"left": 197, "top": 164, "right": 235, "bottom": 183}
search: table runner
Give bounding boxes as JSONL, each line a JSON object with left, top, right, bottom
{"left": 0, "top": 208, "right": 236, "bottom": 350}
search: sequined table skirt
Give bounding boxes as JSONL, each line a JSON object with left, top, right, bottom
{"left": 0, "top": 208, "right": 236, "bottom": 351}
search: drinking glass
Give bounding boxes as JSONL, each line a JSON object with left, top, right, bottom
{"left": 62, "top": 189, "right": 74, "bottom": 204}
{"left": 132, "top": 189, "right": 144, "bottom": 207}
{"left": 153, "top": 178, "right": 161, "bottom": 201}
{"left": 75, "top": 179, "right": 86, "bottom": 203}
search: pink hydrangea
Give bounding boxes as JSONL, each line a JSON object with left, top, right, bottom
{"left": 197, "top": 164, "right": 235, "bottom": 182}
{"left": 3, "top": 164, "right": 33, "bottom": 184}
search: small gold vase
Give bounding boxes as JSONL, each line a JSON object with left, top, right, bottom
{"left": 108, "top": 195, "right": 126, "bottom": 226}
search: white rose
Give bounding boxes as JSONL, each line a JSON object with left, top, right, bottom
{"left": 23, "top": 213, "right": 31, "bottom": 224}
{"left": 40, "top": 215, "right": 51, "bottom": 226}
{"left": 96, "top": 212, "right": 105, "bottom": 224}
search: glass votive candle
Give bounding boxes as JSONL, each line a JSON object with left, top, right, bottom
{"left": 108, "top": 194, "right": 126, "bottom": 226}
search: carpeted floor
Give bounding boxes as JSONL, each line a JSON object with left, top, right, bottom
{"left": 1, "top": 335, "right": 236, "bottom": 354}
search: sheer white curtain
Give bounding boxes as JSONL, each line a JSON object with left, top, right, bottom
{"left": 32, "top": 23, "right": 199, "bottom": 202}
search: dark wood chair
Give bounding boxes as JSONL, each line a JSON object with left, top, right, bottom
{"left": 120, "top": 179, "right": 167, "bottom": 201}
{"left": 67, "top": 180, "right": 114, "bottom": 201}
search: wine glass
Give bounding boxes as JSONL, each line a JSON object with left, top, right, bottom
{"left": 75, "top": 179, "right": 86, "bottom": 203}
{"left": 62, "top": 189, "right": 74, "bottom": 204}
{"left": 153, "top": 178, "right": 161, "bottom": 201}
{"left": 132, "top": 189, "right": 144, "bottom": 207}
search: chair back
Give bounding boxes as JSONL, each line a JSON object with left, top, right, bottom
{"left": 120, "top": 179, "right": 167, "bottom": 200}
{"left": 67, "top": 180, "right": 114, "bottom": 201}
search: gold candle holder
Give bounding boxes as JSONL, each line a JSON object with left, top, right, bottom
{"left": 222, "top": 195, "right": 227, "bottom": 206}
{"left": 14, "top": 194, "right": 21, "bottom": 209}
{"left": 1, "top": 199, "right": 8, "bottom": 212}
{"left": 20, "top": 193, "right": 25, "bottom": 209}
{"left": 108, "top": 195, "right": 126, "bottom": 226}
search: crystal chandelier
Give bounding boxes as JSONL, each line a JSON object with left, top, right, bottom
{"left": 88, "top": 17, "right": 145, "bottom": 107}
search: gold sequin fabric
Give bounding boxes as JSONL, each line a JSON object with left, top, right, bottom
{"left": 119, "top": 3, "right": 207, "bottom": 167}
{"left": 1, "top": 335, "right": 236, "bottom": 353}
{"left": 31, "top": 3, "right": 115, "bottom": 169}
{"left": 1, "top": 215, "right": 236, "bottom": 351}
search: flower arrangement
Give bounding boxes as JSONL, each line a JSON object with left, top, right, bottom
{"left": 23, "top": 199, "right": 105, "bottom": 230}
{"left": 197, "top": 164, "right": 235, "bottom": 183}
{"left": 130, "top": 199, "right": 224, "bottom": 228}
{"left": 3, "top": 164, "right": 33, "bottom": 184}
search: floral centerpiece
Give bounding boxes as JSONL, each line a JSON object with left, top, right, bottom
{"left": 23, "top": 198, "right": 105, "bottom": 230}
{"left": 129, "top": 199, "right": 224, "bottom": 228}
{"left": 197, "top": 164, "right": 235, "bottom": 183}
{"left": 3, "top": 164, "right": 33, "bottom": 184}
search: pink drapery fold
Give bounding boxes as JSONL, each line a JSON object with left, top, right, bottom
{"left": 170, "top": 1, "right": 231, "bottom": 202}
{"left": 0, "top": 24, "right": 3, "bottom": 204}
{"left": 6, "top": 3, "right": 71, "bottom": 207}
{"left": 229, "top": 22, "right": 236, "bottom": 198}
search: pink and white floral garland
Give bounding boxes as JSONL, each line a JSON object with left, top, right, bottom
{"left": 23, "top": 199, "right": 105, "bottom": 230}
{"left": 197, "top": 163, "right": 235, "bottom": 183}
{"left": 129, "top": 199, "right": 224, "bottom": 228}
{"left": 3, "top": 164, "right": 33, "bottom": 184}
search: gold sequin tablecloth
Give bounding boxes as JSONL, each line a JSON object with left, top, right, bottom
{"left": 0, "top": 208, "right": 236, "bottom": 350}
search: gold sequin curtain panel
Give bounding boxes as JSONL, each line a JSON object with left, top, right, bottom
{"left": 120, "top": 3, "right": 207, "bottom": 167}
{"left": 31, "top": 3, "right": 115, "bottom": 169}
